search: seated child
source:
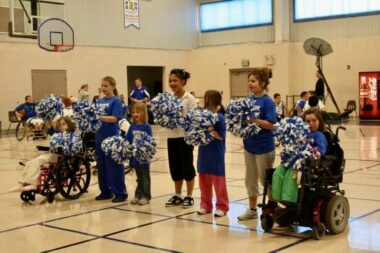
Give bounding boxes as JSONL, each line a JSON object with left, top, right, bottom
{"left": 11, "top": 117, "right": 79, "bottom": 191}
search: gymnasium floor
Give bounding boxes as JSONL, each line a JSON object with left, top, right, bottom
{"left": 0, "top": 121, "right": 379, "bottom": 253}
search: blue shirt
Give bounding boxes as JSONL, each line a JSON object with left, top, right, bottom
{"left": 95, "top": 96, "right": 123, "bottom": 144}
{"left": 130, "top": 86, "right": 150, "bottom": 100}
{"left": 309, "top": 131, "right": 327, "bottom": 156}
{"left": 15, "top": 102, "right": 37, "bottom": 120}
{"left": 243, "top": 95, "right": 276, "bottom": 154}
{"left": 297, "top": 99, "right": 306, "bottom": 110}
{"left": 126, "top": 123, "right": 153, "bottom": 168}
{"left": 197, "top": 113, "right": 226, "bottom": 176}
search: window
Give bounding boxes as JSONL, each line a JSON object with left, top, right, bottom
{"left": 294, "top": 0, "right": 380, "bottom": 22}
{"left": 200, "top": 0, "right": 273, "bottom": 32}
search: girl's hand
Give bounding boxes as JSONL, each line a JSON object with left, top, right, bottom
{"left": 212, "top": 130, "right": 223, "bottom": 140}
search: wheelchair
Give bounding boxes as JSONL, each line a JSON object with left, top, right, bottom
{"left": 15, "top": 120, "right": 48, "bottom": 141}
{"left": 259, "top": 126, "right": 349, "bottom": 240}
{"left": 20, "top": 146, "right": 91, "bottom": 203}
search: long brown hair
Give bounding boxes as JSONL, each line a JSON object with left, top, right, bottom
{"left": 58, "top": 116, "right": 76, "bottom": 132}
{"left": 248, "top": 68, "right": 272, "bottom": 91}
{"left": 204, "top": 90, "right": 223, "bottom": 111}
{"left": 102, "top": 76, "right": 118, "bottom": 96}
{"left": 304, "top": 108, "right": 326, "bottom": 132}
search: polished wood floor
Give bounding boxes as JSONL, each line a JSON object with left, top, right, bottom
{"left": 0, "top": 121, "right": 379, "bottom": 253}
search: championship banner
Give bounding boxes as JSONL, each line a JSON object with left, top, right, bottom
{"left": 124, "top": 0, "right": 140, "bottom": 29}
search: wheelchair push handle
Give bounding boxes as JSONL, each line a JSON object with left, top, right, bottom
{"left": 335, "top": 126, "right": 346, "bottom": 137}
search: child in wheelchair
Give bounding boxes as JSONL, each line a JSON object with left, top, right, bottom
{"left": 11, "top": 116, "right": 82, "bottom": 192}
{"left": 260, "top": 109, "right": 349, "bottom": 239}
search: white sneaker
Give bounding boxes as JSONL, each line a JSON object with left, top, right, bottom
{"left": 197, "top": 208, "right": 210, "bottom": 215}
{"left": 130, "top": 198, "right": 139, "bottom": 205}
{"left": 238, "top": 208, "right": 257, "bottom": 221}
{"left": 139, "top": 198, "right": 150, "bottom": 205}
{"left": 214, "top": 210, "right": 226, "bottom": 217}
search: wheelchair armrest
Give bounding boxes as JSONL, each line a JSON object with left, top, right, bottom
{"left": 36, "top": 145, "right": 50, "bottom": 151}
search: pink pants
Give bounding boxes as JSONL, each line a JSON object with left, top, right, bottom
{"left": 199, "top": 173, "right": 229, "bottom": 213}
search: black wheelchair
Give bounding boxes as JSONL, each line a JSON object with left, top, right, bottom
{"left": 260, "top": 126, "right": 349, "bottom": 240}
{"left": 20, "top": 146, "right": 91, "bottom": 203}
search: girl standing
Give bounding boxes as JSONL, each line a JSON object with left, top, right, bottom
{"left": 95, "top": 76, "right": 127, "bottom": 203}
{"left": 197, "top": 90, "right": 229, "bottom": 217}
{"left": 165, "top": 69, "right": 198, "bottom": 208}
{"left": 238, "top": 68, "right": 277, "bottom": 221}
{"left": 126, "top": 103, "right": 153, "bottom": 205}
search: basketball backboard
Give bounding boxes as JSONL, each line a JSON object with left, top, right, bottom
{"left": 9, "top": 0, "right": 65, "bottom": 39}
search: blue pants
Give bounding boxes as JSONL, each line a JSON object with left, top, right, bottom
{"left": 96, "top": 143, "right": 127, "bottom": 199}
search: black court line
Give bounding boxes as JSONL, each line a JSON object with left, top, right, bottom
{"left": 347, "top": 197, "right": 380, "bottom": 202}
{"left": 359, "top": 128, "right": 366, "bottom": 137}
{"left": 342, "top": 182, "right": 380, "bottom": 188}
{"left": 226, "top": 184, "right": 246, "bottom": 188}
{"left": 271, "top": 208, "right": 380, "bottom": 253}
{"left": 343, "top": 162, "right": 380, "bottom": 174}
{"left": 112, "top": 206, "right": 174, "bottom": 218}
{"left": 105, "top": 237, "right": 182, "bottom": 253}
{"left": 40, "top": 223, "right": 99, "bottom": 238}
{"left": 41, "top": 238, "right": 99, "bottom": 253}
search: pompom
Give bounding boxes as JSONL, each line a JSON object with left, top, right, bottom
{"left": 182, "top": 108, "right": 217, "bottom": 146}
{"left": 73, "top": 100, "right": 105, "bottom": 132}
{"left": 225, "top": 97, "right": 261, "bottom": 139}
{"left": 101, "top": 136, "right": 132, "bottom": 164}
{"left": 36, "top": 94, "right": 64, "bottom": 120}
{"left": 131, "top": 131, "right": 157, "bottom": 163}
{"left": 150, "top": 93, "right": 184, "bottom": 129}
{"left": 49, "top": 132, "right": 83, "bottom": 156}
{"left": 273, "top": 116, "right": 313, "bottom": 170}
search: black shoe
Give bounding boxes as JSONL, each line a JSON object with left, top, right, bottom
{"left": 165, "top": 195, "right": 183, "bottom": 207}
{"left": 112, "top": 196, "right": 127, "bottom": 203}
{"left": 95, "top": 194, "right": 113, "bottom": 201}
{"left": 181, "top": 196, "right": 194, "bottom": 209}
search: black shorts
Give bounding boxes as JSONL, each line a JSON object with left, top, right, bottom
{"left": 167, "top": 137, "right": 195, "bottom": 181}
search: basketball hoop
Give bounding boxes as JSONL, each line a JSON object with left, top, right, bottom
{"left": 53, "top": 44, "right": 74, "bottom": 52}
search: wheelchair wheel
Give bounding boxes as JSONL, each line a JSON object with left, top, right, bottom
{"left": 325, "top": 195, "right": 350, "bottom": 234}
{"left": 312, "top": 222, "right": 326, "bottom": 240}
{"left": 20, "top": 191, "right": 36, "bottom": 202}
{"left": 57, "top": 156, "right": 91, "bottom": 200}
{"left": 15, "top": 122, "right": 26, "bottom": 141}
{"left": 261, "top": 214, "right": 274, "bottom": 232}
{"left": 39, "top": 171, "right": 58, "bottom": 197}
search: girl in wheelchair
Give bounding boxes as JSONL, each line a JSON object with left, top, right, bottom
{"left": 11, "top": 116, "right": 80, "bottom": 192}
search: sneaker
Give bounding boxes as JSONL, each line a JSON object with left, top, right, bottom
{"left": 112, "top": 196, "right": 127, "bottom": 203}
{"left": 130, "top": 198, "right": 140, "bottom": 205}
{"left": 214, "top": 210, "right": 226, "bottom": 217}
{"left": 197, "top": 208, "right": 211, "bottom": 215}
{"left": 238, "top": 208, "right": 258, "bottom": 221}
{"left": 95, "top": 194, "right": 113, "bottom": 201}
{"left": 165, "top": 195, "right": 183, "bottom": 207}
{"left": 182, "top": 196, "right": 194, "bottom": 209}
{"left": 139, "top": 198, "right": 150, "bottom": 205}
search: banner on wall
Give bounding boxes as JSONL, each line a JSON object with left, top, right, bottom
{"left": 124, "top": 0, "right": 140, "bottom": 29}
{"left": 359, "top": 72, "right": 380, "bottom": 120}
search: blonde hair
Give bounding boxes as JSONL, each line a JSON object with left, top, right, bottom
{"left": 131, "top": 103, "right": 148, "bottom": 124}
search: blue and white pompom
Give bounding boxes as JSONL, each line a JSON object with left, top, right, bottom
{"left": 273, "top": 116, "right": 313, "bottom": 170}
{"left": 73, "top": 100, "right": 103, "bottom": 132}
{"left": 150, "top": 93, "right": 184, "bottom": 129}
{"left": 225, "top": 97, "right": 261, "bottom": 139}
{"left": 101, "top": 136, "right": 132, "bottom": 164}
{"left": 182, "top": 108, "right": 217, "bottom": 146}
{"left": 49, "top": 132, "right": 83, "bottom": 156}
{"left": 36, "top": 94, "right": 64, "bottom": 120}
{"left": 131, "top": 131, "right": 157, "bottom": 163}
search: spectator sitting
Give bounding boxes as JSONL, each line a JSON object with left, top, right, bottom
{"left": 15, "top": 95, "right": 44, "bottom": 134}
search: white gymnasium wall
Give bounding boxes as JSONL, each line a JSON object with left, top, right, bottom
{"left": 289, "top": 36, "right": 380, "bottom": 112}
{"left": 0, "top": 41, "right": 190, "bottom": 125}
{"left": 188, "top": 42, "right": 290, "bottom": 105}
{"left": 0, "top": 0, "right": 198, "bottom": 50}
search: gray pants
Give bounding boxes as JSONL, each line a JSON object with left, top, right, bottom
{"left": 244, "top": 150, "right": 275, "bottom": 197}
{"left": 135, "top": 167, "right": 151, "bottom": 200}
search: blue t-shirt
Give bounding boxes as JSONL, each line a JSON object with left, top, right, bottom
{"left": 309, "top": 131, "right": 327, "bottom": 156}
{"left": 297, "top": 99, "right": 306, "bottom": 110}
{"left": 126, "top": 123, "right": 152, "bottom": 168}
{"left": 243, "top": 95, "right": 276, "bottom": 154}
{"left": 15, "top": 102, "right": 37, "bottom": 120}
{"left": 95, "top": 96, "right": 123, "bottom": 144}
{"left": 130, "top": 87, "right": 150, "bottom": 100}
{"left": 197, "top": 112, "right": 226, "bottom": 176}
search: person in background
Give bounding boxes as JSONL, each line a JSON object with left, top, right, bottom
{"left": 78, "top": 84, "right": 90, "bottom": 101}
{"left": 15, "top": 95, "right": 44, "bottom": 134}
{"left": 315, "top": 71, "right": 325, "bottom": 102}
{"left": 273, "top": 93, "right": 289, "bottom": 122}
{"left": 130, "top": 78, "right": 150, "bottom": 104}
{"left": 303, "top": 91, "right": 325, "bottom": 111}
{"left": 295, "top": 91, "right": 309, "bottom": 116}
